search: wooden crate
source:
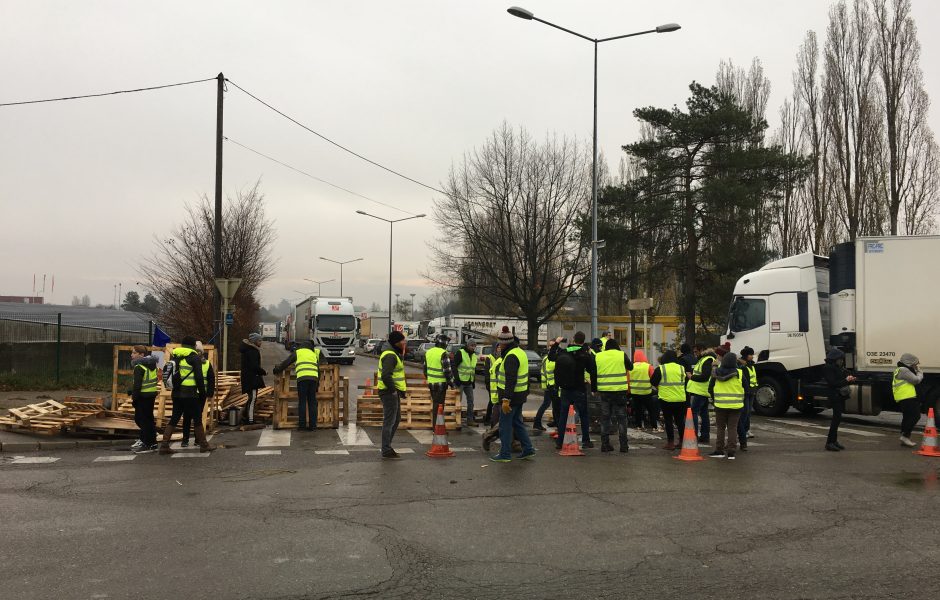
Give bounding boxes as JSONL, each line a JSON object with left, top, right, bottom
{"left": 356, "top": 387, "right": 462, "bottom": 430}
{"left": 272, "top": 365, "right": 347, "bottom": 429}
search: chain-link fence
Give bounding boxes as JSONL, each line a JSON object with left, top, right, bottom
{"left": 0, "top": 309, "right": 154, "bottom": 390}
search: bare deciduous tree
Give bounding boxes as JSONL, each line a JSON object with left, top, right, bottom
{"left": 429, "top": 123, "right": 591, "bottom": 348}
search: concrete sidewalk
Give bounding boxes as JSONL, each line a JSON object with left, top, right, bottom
{"left": 0, "top": 428, "right": 133, "bottom": 452}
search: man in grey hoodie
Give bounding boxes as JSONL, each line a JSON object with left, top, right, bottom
{"left": 707, "top": 352, "right": 751, "bottom": 459}
{"left": 893, "top": 353, "right": 924, "bottom": 447}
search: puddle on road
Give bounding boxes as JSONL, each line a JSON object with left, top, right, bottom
{"left": 893, "top": 470, "right": 939, "bottom": 491}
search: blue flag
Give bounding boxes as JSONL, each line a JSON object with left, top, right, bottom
{"left": 153, "top": 325, "right": 171, "bottom": 347}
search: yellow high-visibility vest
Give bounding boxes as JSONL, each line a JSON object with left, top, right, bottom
{"left": 457, "top": 348, "right": 478, "bottom": 384}
{"left": 658, "top": 362, "right": 686, "bottom": 402}
{"left": 295, "top": 347, "right": 320, "bottom": 380}
{"left": 489, "top": 356, "right": 502, "bottom": 404}
{"left": 892, "top": 368, "right": 917, "bottom": 402}
{"left": 424, "top": 346, "right": 448, "bottom": 385}
{"left": 712, "top": 369, "right": 745, "bottom": 409}
{"left": 629, "top": 362, "right": 652, "bottom": 396}
{"left": 137, "top": 363, "right": 158, "bottom": 394}
{"left": 376, "top": 350, "right": 407, "bottom": 392}
{"left": 496, "top": 347, "right": 528, "bottom": 393}
{"left": 595, "top": 349, "right": 629, "bottom": 392}
{"left": 686, "top": 355, "right": 715, "bottom": 397}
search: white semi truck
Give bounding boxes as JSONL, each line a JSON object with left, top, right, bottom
{"left": 722, "top": 235, "right": 939, "bottom": 417}
{"left": 293, "top": 296, "right": 359, "bottom": 365}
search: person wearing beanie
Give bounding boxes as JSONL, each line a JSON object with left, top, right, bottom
{"left": 707, "top": 352, "right": 750, "bottom": 459}
{"left": 595, "top": 338, "right": 633, "bottom": 452}
{"left": 378, "top": 330, "right": 408, "bottom": 459}
{"left": 686, "top": 344, "right": 717, "bottom": 444}
{"left": 650, "top": 350, "right": 687, "bottom": 450}
{"left": 424, "top": 333, "right": 455, "bottom": 427}
{"left": 490, "top": 326, "right": 535, "bottom": 462}
{"left": 551, "top": 331, "right": 597, "bottom": 449}
{"left": 273, "top": 339, "right": 321, "bottom": 431}
{"left": 737, "top": 346, "right": 757, "bottom": 449}
{"left": 893, "top": 352, "right": 924, "bottom": 447}
{"left": 823, "top": 348, "right": 855, "bottom": 451}
{"left": 160, "top": 337, "right": 212, "bottom": 455}
{"left": 239, "top": 332, "right": 267, "bottom": 425}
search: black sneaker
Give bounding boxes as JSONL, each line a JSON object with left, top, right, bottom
{"left": 739, "top": 441, "right": 748, "bottom": 451}
{"left": 601, "top": 442, "right": 613, "bottom": 453}
{"left": 180, "top": 440, "right": 190, "bottom": 448}
{"left": 382, "top": 449, "right": 402, "bottom": 460}
{"left": 708, "top": 450, "right": 726, "bottom": 458}
{"left": 825, "top": 442, "right": 840, "bottom": 452}
{"left": 834, "top": 441, "right": 845, "bottom": 450}
{"left": 582, "top": 441, "right": 595, "bottom": 449}
{"left": 726, "top": 451, "right": 736, "bottom": 460}
{"left": 619, "top": 446, "right": 629, "bottom": 453}
{"left": 533, "top": 424, "right": 546, "bottom": 431}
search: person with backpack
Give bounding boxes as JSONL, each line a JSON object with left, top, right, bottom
{"left": 240, "top": 333, "right": 267, "bottom": 425}
{"left": 159, "top": 337, "right": 213, "bottom": 455}
{"left": 129, "top": 345, "right": 159, "bottom": 454}
{"left": 273, "top": 339, "right": 322, "bottom": 431}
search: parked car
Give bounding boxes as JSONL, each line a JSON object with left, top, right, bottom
{"left": 363, "top": 338, "right": 382, "bottom": 353}
{"left": 404, "top": 339, "right": 425, "bottom": 361}
{"left": 475, "top": 345, "right": 495, "bottom": 374}
{"left": 413, "top": 342, "right": 434, "bottom": 364}
{"left": 525, "top": 350, "right": 542, "bottom": 382}
{"left": 371, "top": 341, "right": 386, "bottom": 355}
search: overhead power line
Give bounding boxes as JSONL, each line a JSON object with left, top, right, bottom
{"left": 0, "top": 77, "right": 217, "bottom": 107}
{"left": 224, "top": 136, "right": 419, "bottom": 217}
{"left": 225, "top": 78, "right": 450, "bottom": 197}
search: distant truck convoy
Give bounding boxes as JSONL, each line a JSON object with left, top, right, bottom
{"left": 293, "top": 297, "right": 359, "bottom": 364}
{"left": 722, "top": 235, "right": 939, "bottom": 417}
{"left": 259, "top": 322, "right": 281, "bottom": 342}
{"left": 428, "top": 315, "right": 548, "bottom": 347}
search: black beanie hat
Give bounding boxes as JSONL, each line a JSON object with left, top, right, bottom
{"left": 388, "top": 331, "right": 405, "bottom": 345}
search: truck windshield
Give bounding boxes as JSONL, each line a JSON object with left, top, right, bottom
{"left": 728, "top": 297, "right": 766, "bottom": 333}
{"left": 315, "top": 315, "right": 356, "bottom": 332}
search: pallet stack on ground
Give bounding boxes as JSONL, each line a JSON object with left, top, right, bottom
{"left": 355, "top": 371, "right": 462, "bottom": 430}
{"left": 0, "top": 397, "right": 134, "bottom": 436}
{"left": 272, "top": 364, "right": 349, "bottom": 429}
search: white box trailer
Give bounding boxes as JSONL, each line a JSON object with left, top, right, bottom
{"left": 722, "top": 236, "right": 940, "bottom": 417}
{"left": 428, "top": 314, "right": 548, "bottom": 347}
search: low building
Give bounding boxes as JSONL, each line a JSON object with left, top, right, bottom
{"left": 546, "top": 315, "right": 684, "bottom": 364}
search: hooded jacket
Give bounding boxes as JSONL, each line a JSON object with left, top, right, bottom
{"left": 649, "top": 350, "right": 680, "bottom": 387}
{"left": 240, "top": 340, "right": 267, "bottom": 393}
{"left": 131, "top": 355, "right": 160, "bottom": 399}
{"left": 822, "top": 348, "right": 852, "bottom": 397}
{"left": 632, "top": 349, "right": 655, "bottom": 378}
{"left": 708, "top": 352, "right": 749, "bottom": 397}
{"left": 895, "top": 353, "right": 924, "bottom": 385}
{"left": 688, "top": 350, "right": 717, "bottom": 383}
{"left": 552, "top": 343, "right": 597, "bottom": 392}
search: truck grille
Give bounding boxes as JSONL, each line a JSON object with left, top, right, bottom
{"left": 319, "top": 338, "right": 351, "bottom": 347}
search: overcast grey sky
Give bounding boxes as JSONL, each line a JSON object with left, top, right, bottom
{"left": 2, "top": 0, "right": 939, "bottom": 312}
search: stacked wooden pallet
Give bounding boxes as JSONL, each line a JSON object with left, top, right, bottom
{"left": 272, "top": 364, "right": 348, "bottom": 429}
{"left": 0, "top": 398, "right": 132, "bottom": 436}
{"left": 356, "top": 373, "right": 462, "bottom": 430}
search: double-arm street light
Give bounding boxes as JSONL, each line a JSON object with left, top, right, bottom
{"left": 319, "top": 256, "right": 363, "bottom": 297}
{"left": 302, "top": 278, "right": 335, "bottom": 296}
{"left": 356, "top": 210, "right": 426, "bottom": 334}
{"left": 507, "top": 6, "right": 680, "bottom": 339}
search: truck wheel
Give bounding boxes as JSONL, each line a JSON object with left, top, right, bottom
{"left": 753, "top": 376, "right": 790, "bottom": 417}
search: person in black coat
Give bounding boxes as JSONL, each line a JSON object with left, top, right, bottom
{"left": 240, "top": 333, "right": 267, "bottom": 424}
{"left": 823, "top": 348, "right": 855, "bottom": 451}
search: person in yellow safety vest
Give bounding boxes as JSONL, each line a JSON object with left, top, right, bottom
{"left": 736, "top": 346, "right": 757, "bottom": 450}
{"left": 893, "top": 353, "right": 924, "bottom": 447}
{"left": 159, "top": 336, "right": 212, "bottom": 455}
{"left": 686, "top": 344, "right": 717, "bottom": 444}
{"left": 629, "top": 349, "right": 658, "bottom": 432}
{"left": 424, "top": 334, "right": 455, "bottom": 429}
{"left": 452, "top": 339, "right": 479, "bottom": 426}
{"left": 377, "top": 331, "right": 408, "bottom": 459}
{"left": 650, "top": 350, "right": 688, "bottom": 451}
{"left": 533, "top": 338, "right": 560, "bottom": 431}
{"left": 490, "top": 326, "right": 535, "bottom": 462}
{"left": 707, "top": 352, "right": 751, "bottom": 460}
{"left": 129, "top": 345, "right": 160, "bottom": 454}
{"left": 274, "top": 339, "right": 322, "bottom": 431}
{"left": 595, "top": 338, "right": 634, "bottom": 453}
{"left": 483, "top": 344, "right": 511, "bottom": 452}
{"left": 182, "top": 341, "right": 217, "bottom": 447}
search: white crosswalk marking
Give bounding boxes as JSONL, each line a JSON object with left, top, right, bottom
{"left": 171, "top": 452, "right": 210, "bottom": 459}
{"left": 315, "top": 449, "right": 350, "bottom": 455}
{"left": 245, "top": 450, "right": 281, "bottom": 456}
{"left": 408, "top": 430, "right": 434, "bottom": 444}
{"left": 768, "top": 419, "right": 884, "bottom": 437}
{"left": 751, "top": 423, "right": 824, "bottom": 438}
{"left": 451, "top": 447, "right": 475, "bottom": 452}
{"left": 10, "top": 457, "right": 60, "bottom": 464}
{"left": 396, "top": 448, "right": 415, "bottom": 454}
{"left": 627, "top": 428, "right": 661, "bottom": 440}
{"left": 337, "top": 424, "right": 372, "bottom": 446}
{"left": 171, "top": 434, "right": 214, "bottom": 450}
{"left": 258, "top": 427, "right": 292, "bottom": 447}
{"left": 94, "top": 455, "right": 136, "bottom": 462}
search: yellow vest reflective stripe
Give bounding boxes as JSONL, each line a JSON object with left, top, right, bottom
{"left": 686, "top": 355, "right": 714, "bottom": 396}
{"left": 602, "top": 338, "right": 611, "bottom": 351}
{"left": 658, "top": 363, "right": 686, "bottom": 402}
{"left": 295, "top": 347, "right": 320, "bottom": 379}
{"left": 713, "top": 368, "right": 745, "bottom": 409}
{"left": 629, "top": 362, "right": 652, "bottom": 395}
{"left": 496, "top": 347, "right": 528, "bottom": 393}
{"left": 489, "top": 356, "right": 502, "bottom": 404}
{"left": 595, "top": 349, "right": 629, "bottom": 392}
{"left": 540, "top": 356, "right": 556, "bottom": 387}
{"left": 457, "top": 348, "right": 478, "bottom": 383}
{"left": 746, "top": 365, "right": 758, "bottom": 390}
{"left": 376, "top": 350, "right": 407, "bottom": 392}
{"left": 172, "top": 347, "right": 198, "bottom": 387}
{"left": 424, "top": 347, "right": 447, "bottom": 384}
{"left": 137, "top": 363, "right": 158, "bottom": 394}
{"left": 892, "top": 368, "right": 917, "bottom": 402}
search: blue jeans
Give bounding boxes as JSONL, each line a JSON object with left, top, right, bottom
{"left": 460, "top": 385, "right": 475, "bottom": 424}
{"left": 495, "top": 403, "right": 533, "bottom": 459}
{"left": 690, "top": 394, "right": 710, "bottom": 441}
{"left": 534, "top": 387, "right": 555, "bottom": 427}
{"left": 557, "top": 388, "right": 590, "bottom": 445}
{"left": 737, "top": 392, "right": 753, "bottom": 441}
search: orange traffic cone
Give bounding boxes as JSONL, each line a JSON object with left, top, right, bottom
{"left": 558, "top": 405, "right": 585, "bottom": 456}
{"left": 673, "top": 407, "right": 704, "bottom": 462}
{"left": 365, "top": 377, "right": 372, "bottom": 391}
{"left": 915, "top": 408, "right": 940, "bottom": 457}
{"left": 426, "top": 404, "right": 455, "bottom": 458}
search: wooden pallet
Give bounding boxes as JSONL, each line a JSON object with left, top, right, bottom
{"left": 356, "top": 388, "right": 462, "bottom": 430}
{"left": 271, "top": 365, "right": 346, "bottom": 430}
{"left": 7, "top": 400, "right": 68, "bottom": 425}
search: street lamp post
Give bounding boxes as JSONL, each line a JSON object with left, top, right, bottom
{"left": 302, "top": 278, "right": 335, "bottom": 296}
{"left": 507, "top": 6, "right": 680, "bottom": 339}
{"left": 410, "top": 293, "right": 416, "bottom": 320}
{"left": 319, "top": 256, "right": 363, "bottom": 297}
{"left": 356, "top": 210, "right": 426, "bottom": 334}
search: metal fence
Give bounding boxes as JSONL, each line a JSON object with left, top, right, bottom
{"left": 0, "top": 311, "right": 153, "bottom": 387}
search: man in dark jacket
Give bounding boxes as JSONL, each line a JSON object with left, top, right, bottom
{"left": 551, "top": 331, "right": 597, "bottom": 449}
{"left": 129, "top": 345, "right": 159, "bottom": 454}
{"left": 823, "top": 348, "right": 855, "bottom": 451}
{"left": 182, "top": 341, "right": 216, "bottom": 447}
{"left": 273, "top": 339, "right": 322, "bottom": 431}
{"left": 240, "top": 332, "right": 267, "bottom": 424}
{"left": 379, "top": 331, "right": 407, "bottom": 459}
{"left": 160, "top": 336, "right": 211, "bottom": 455}
{"left": 489, "top": 327, "right": 535, "bottom": 462}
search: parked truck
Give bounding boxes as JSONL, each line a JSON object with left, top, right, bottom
{"left": 293, "top": 297, "right": 359, "bottom": 364}
{"left": 722, "top": 236, "right": 939, "bottom": 417}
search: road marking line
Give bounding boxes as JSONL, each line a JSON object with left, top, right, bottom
{"left": 396, "top": 448, "right": 415, "bottom": 454}
{"left": 751, "top": 423, "right": 824, "bottom": 438}
{"left": 10, "top": 457, "right": 60, "bottom": 464}
{"left": 337, "top": 424, "right": 372, "bottom": 446}
{"left": 315, "top": 449, "right": 350, "bottom": 455}
{"left": 93, "top": 455, "right": 136, "bottom": 462}
{"left": 171, "top": 434, "right": 214, "bottom": 450}
{"left": 408, "top": 430, "right": 434, "bottom": 444}
{"left": 171, "top": 452, "right": 211, "bottom": 458}
{"left": 451, "top": 447, "right": 476, "bottom": 452}
{"left": 627, "top": 429, "right": 661, "bottom": 440}
{"left": 245, "top": 450, "right": 281, "bottom": 456}
{"left": 768, "top": 419, "right": 884, "bottom": 437}
{"left": 258, "top": 427, "right": 292, "bottom": 447}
